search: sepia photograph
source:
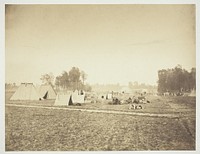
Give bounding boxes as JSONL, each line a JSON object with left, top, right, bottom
{"left": 4, "top": 1, "right": 198, "bottom": 152}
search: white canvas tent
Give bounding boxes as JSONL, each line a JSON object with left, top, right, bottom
{"left": 106, "top": 93, "right": 113, "bottom": 100}
{"left": 54, "top": 90, "right": 85, "bottom": 106}
{"left": 71, "top": 90, "right": 85, "bottom": 104}
{"left": 71, "top": 94, "right": 85, "bottom": 104}
{"left": 54, "top": 93, "right": 73, "bottom": 106}
{"left": 38, "top": 84, "right": 57, "bottom": 99}
{"left": 10, "top": 83, "right": 40, "bottom": 100}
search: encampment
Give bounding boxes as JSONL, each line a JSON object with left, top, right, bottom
{"left": 38, "top": 84, "right": 57, "bottom": 99}
{"left": 10, "top": 83, "right": 40, "bottom": 100}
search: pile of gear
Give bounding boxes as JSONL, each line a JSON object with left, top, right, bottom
{"left": 108, "top": 97, "right": 121, "bottom": 105}
{"left": 127, "top": 95, "right": 151, "bottom": 110}
{"left": 108, "top": 95, "right": 151, "bottom": 109}
{"left": 125, "top": 96, "right": 150, "bottom": 104}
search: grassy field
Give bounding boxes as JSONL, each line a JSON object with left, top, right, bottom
{"left": 5, "top": 92, "right": 196, "bottom": 151}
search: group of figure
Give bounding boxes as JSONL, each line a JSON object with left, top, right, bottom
{"left": 110, "top": 94, "right": 150, "bottom": 110}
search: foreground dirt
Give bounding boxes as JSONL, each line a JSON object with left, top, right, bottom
{"left": 6, "top": 106, "right": 195, "bottom": 151}
{"left": 5, "top": 92, "right": 195, "bottom": 151}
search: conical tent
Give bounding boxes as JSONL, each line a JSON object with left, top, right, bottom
{"left": 54, "top": 93, "right": 73, "bottom": 106}
{"left": 10, "top": 83, "right": 40, "bottom": 100}
{"left": 38, "top": 84, "right": 57, "bottom": 99}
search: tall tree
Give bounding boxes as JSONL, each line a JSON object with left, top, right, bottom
{"left": 55, "top": 67, "right": 92, "bottom": 91}
{"left": 190, "top": 67, "right": 196, "bottom": 90}
{"left": 157, "top": 69, "right": 168, "bottom": 93}
{"left": 68, "top": 67, "right": 81, "bottom": 90}
{"left": 55, "top": 75, "right": 62, "bottom": 90}
{"left": 157, "top": 65, "right": 196, "bottom": 93}
{"left": 81, "top": 71, "right": 87, "bottom": 86}
{"left": 60, "top": 71, "right": 70, "bottom": 89}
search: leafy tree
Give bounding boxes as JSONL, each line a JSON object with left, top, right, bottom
{"left": 157, "top": 69, "right": 168, "bottom": 93}
{"left": 81, "top": 71, "right": 87, "bottom": 86}
{"left": 55, "top": 67, "right": 91, "bottom": 91}
{"left": 190, "top": 68, "right": 196, "bottom": 90}
{"left": 40, "top": 72, "right": 54, "bottom": 85}
{"left": 55, "top": 75, "right": 62, "bottom": 90}
{"left": 61, "top": 71, "right": 70, "bottom": 89}
{"left": 55, "top": 71, "right": 71, "bottom": 90}
{"left": 157, "top": 65, "right": 196, "bottom": 93}
{"left": 69, "top": 67, "right": 81, "bottom": 90}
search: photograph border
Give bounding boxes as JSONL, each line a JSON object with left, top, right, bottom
{"left": 1, "top": 0, "right": 199, "bottom": 154}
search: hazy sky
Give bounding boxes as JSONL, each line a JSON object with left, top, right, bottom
{"left": 5, "top": 4, "right": 196, "bottom": 85}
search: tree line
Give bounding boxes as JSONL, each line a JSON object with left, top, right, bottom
{"left": 40, "top": 67, "right": 92, "bottom": 91}
{"left": 157, "top": 65, "right": 196, "bottom": 93}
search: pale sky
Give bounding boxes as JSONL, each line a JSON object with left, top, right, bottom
{"left": 5, "top": 4, "right": 196, "bottom": 86}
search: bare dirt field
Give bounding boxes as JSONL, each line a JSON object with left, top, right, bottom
{"left": 5, "top": 92, "right": 195, "bottom": 151}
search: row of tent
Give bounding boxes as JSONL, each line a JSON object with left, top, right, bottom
{"left": 10, "top": 83, "right": 56, "bottom": 100}
{"left": 54, "top": 93, "right": 85, "bottom": 106}
{"left": 9, "top": 83, "right": 196, "bottom": 106}
{"left": 10, "top": 83, "right": 85, "bottom": 106}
